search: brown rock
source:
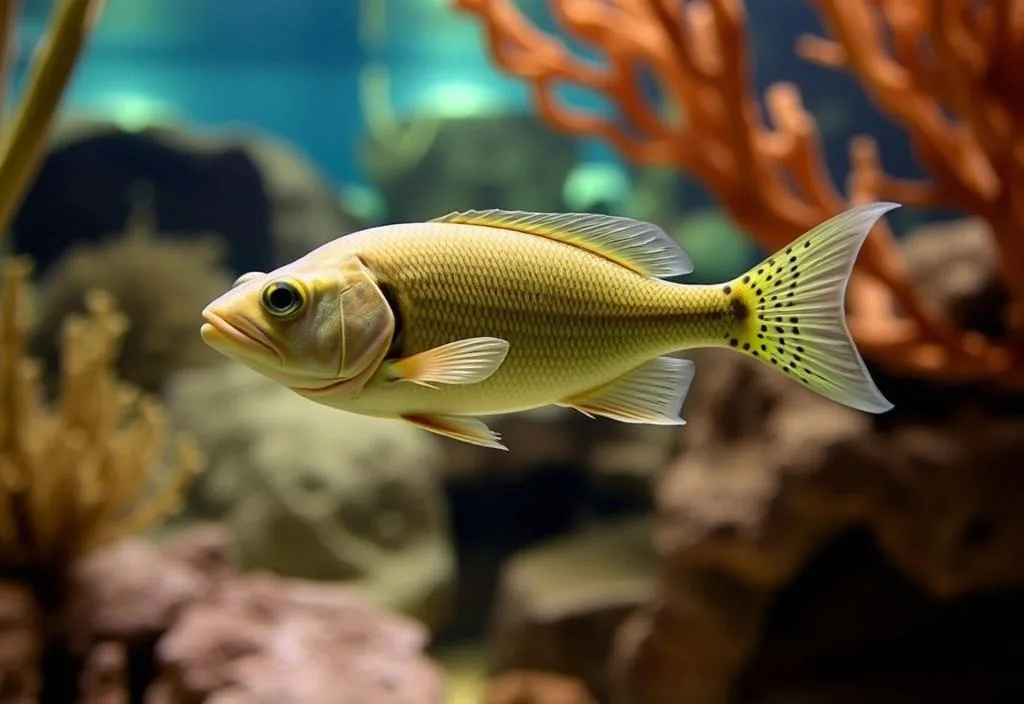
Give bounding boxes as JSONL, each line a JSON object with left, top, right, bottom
{"left": 609, "top": 219, "right": 1024, "bottom": 704}
{"left": 62, "top": 537, "right": 209, "bottom": 652}
{"left": 613, "top": 356, "right": 1024, "bottom": 703}
{"left": 159, "top": 522, "right": 236, "bottom": 585}
{"left": 491, "top": 518, "right": 654, "bottom": 702}
{"left": 870, "top": 415, "right": 1024, "bottom": 596}
{"left": 899, "top": 216, "right": 1001, "bottom": 332}
{"left": 484, "top": 671, "right": 597, "bottom": 704}
{"left": 79, "top": 641, "right": 128, "bottom": 704}
{"left": 154, "top": 574, "right": 445, "bottom": 703}
{"left": 0, "top": 524, "right": 443, "bottom": 703}
{"left": 0, "top": 581, "right": 42, "bottom": 704}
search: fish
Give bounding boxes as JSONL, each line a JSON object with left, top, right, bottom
{"left": 199, "top": 202, "right": 898, "bottom": 451}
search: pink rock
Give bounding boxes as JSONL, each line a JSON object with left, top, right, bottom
{"left": 62, "top": 538, "right": 208, "bottom": 652}
{"left": 155, "top": 574, "right": 444, "bottom": 704}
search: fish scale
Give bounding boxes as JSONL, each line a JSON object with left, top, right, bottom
{"left": 346, "top": 223, "right": 728, "bottom": 416}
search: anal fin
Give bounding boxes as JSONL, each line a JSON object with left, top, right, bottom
{"left": 402, "top": 413, "right": 507, "bottom": 451}
{"left": 560, "top": 356, "right": 694, "bottom": 425}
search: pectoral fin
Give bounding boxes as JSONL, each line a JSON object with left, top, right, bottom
{"left": 402, "top": 413, "right": 507, "bottom": 450}
{"left": 559, "top": 356, "right": 695, "bottom": 424}
{"left": 384, "top": 337, "right": 509, "bottom": 388}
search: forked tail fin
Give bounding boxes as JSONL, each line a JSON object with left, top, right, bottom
{"left": 723, "top": 202, "right": 898, "bottom": 413}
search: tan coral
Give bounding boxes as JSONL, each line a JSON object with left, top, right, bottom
{"left": 0, "top": 0, "right": 201, "bottom": 573}
{"left": 0, "top": 257, "right": 199, "bottom": 571}
{"left": 452, "top": 0, "right": 1024, "bottom": 386}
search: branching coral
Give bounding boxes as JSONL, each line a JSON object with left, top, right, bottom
{"left": 0, "top": 0, "right": 201, "bottom": 575}
{"left": 452, "top": 0, "right": 1024, "bottom": 386}
{"left": 0, "top": 257, "right": 199, "bottom": 572}
{"left": 796, "top": 0, "right": 1024, "bottom": 340}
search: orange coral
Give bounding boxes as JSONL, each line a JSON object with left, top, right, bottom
{"left": 453, "top": 0, "right": 1024, "bottom": 386}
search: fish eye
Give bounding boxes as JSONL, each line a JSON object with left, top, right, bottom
{"left": 232, "top": 271, "right": 263, "bottom": 288}
{"left": 260, "top": 279, "right": 306, "bottom": 318}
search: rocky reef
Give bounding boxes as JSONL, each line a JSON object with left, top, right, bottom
{"left": 0, "top": 524, "right": 444, "bottom": 703}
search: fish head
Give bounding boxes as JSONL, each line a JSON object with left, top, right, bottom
{"left": 200, "top": 253, "right": 395, "bottom": 391}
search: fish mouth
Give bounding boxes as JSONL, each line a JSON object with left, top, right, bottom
{"left": 201, "top": 309, "right": 282, "bottom": 364}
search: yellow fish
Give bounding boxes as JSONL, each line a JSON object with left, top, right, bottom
{"left": 200, "top": 203, "right": 897, "bottom": 450}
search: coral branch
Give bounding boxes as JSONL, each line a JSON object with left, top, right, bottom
{"left": 800, "top": 0, "right": 1024, "bottom": 328}
{"left": 454, "top": 0, "right": 1024, "bottom": 385}
{"left": 0, "top": 258, "right": 199, "bottom": 571}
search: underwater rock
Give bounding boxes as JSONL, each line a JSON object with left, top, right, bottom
{"left": 61, "top": 538, "right": 209, "bottom": 652}
{"left": 609, "top": 220, "right": 1024, "bottom": 704}
{"left": 868, "top": 416, "right": 1024, "bottom": 595}
{"left": 19, "top": 523, "right": 441, "bottom": 703}
{"left": 899, "top": 216, "right": 1001, "bottom": 334}
{"left": 151, "top": 573, "right": 445, "bottom": 704}
{"left": 0, "top": 581, "right": 42, "bottom": 704}
{"left": 490, "top": 517, "right": 655, "bottom": 702}
{"left": 361, "top": 113, "right": 577, "bottom": 223}
{"left": 159, "top": 521, "right": 236, "bottom": 585}
{"left": 582, "top": 424, "right": 679, "bottom": 512}
{"left": 30, "top": 230, "right": 234, "bottom": 394}
{"left": 12, "top": 115, "right": 362, "bottom": 277}
{"left": 430, "top": 410, "right": 671, "bottom": 642}
{"left": 78, "top": 641, "right": 128, "bottom": 704}
{"left": 163, "top": 362, "right": 456, "bottom": 630}
{"left": 484, "top": 671, "right": 597, "bottom": 704}
{"left": 608, "top": 364, "right": 848, "bottom": 704}
{"left": 240, "top": 132, "right": 366, "bottom": 265}
{"left": 734, "top": 526, "right": 1024, "bottom": 703}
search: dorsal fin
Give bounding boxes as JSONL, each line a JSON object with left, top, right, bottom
{"left": 430, "top": 209, "right": 694, "bottom": 278}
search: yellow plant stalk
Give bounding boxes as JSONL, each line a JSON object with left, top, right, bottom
{"left": 0, "top": 0, "right": 105, "bottom": 240}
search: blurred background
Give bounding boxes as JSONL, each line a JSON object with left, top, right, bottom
{"left": 7, "top": 0, "right": 938, "bottom": 279}
{"left": 1, "top": 0, "right": 1022, "bottom": 703}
